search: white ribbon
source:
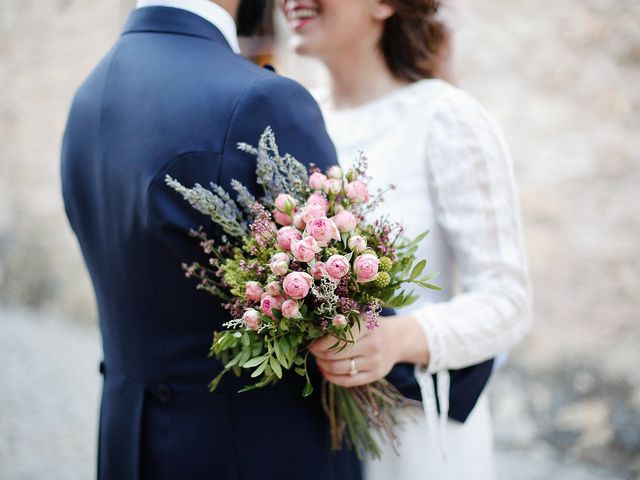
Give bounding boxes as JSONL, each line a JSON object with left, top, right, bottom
{"left": 415, "top": 368, "right": 450, "bottom": 461}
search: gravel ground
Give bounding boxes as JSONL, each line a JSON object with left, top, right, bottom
{"left": 0, "top": 308, "right": 631, "bottom": 480}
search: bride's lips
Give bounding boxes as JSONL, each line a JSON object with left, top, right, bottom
{"left": 283, "top": 2, "right": 319, "bottom": 32}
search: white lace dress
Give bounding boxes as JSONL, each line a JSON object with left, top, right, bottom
{"left": 318, "top": 79, "right": 533, "bottom": 480}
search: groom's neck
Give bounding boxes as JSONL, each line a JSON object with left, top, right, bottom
{"left": 212, "top": 0, "right": 239, "bottom": 20}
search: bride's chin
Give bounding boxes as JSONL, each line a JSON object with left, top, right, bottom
{"left": 289, "top": 36, "right": 317, "bottom": 56}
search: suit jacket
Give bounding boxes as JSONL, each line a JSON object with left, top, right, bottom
{"left": 61, "top": 7, "right": 360, "bottom": 480}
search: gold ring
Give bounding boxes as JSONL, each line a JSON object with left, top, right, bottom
{"left": 349, "top": 358, "right": 358, "bottom": 376}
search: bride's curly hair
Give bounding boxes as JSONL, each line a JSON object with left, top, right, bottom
{"left": 380, "top": 0, "right": 449, "bottom": 82}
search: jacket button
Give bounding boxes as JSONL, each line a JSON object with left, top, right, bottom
{"left": 154, "top": 383, "right": 173, "bottom": 404}
{"left": 99, "top": 361, "right": 105, "bottom": 375}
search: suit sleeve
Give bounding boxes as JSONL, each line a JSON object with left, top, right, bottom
{"left": 220, "top": 74, "right": 339, "bottom": 192}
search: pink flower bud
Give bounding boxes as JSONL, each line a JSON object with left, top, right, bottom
{"left": 327, "top": 166, "right": 343, "bottom": 179}
{"left": 332, "top": 314, "right": 348, "bottom": 328}
{"left": 273, "top": 209, "right": 293, "bottom": 226}
{"left": 270, "top": 253, "right": 291, "bottom": 276}
{"left": 243, "top": 309, "right": 262, "bottom": 330}
{"left": 347, "top": 235, "right": 367, "bottom": 254}
{"left": 277, "top": 227, "right": 302, "bottom": 251}
{"left": 306, "top": 192, "right": 330, "bottom": 213}
{"left": 293, "top": 213, "right": 306, "bottom": 230}
{"left": 324, "top": 178, "right": 343, "bottom": 195}
{"left": 266, "top": 281, "right": 283, "bottom": 296}
{"left": 344, "top": 181, "right": 369, "bottom": 203}
{"left": 281, "top": 299, "right": 300, "bottom": 319}
{"left": 290, "top": 236, "right": 321, "bottom": 263}
{"left": 333, "top": 210, "right": 357, "bottom": 233}
{"left": 305, "top": 217, "right": 340, "bottom": 247}
{"left": 310, "top": 261, "right": 327, "bottom": 280}
{"left": 282, "top": 272, "right": 314, "bottom": 300}
{"left": 301, "top": 203, "right": 326, "bottom": 224}
{"left": 308, "top": 172, "right": 327, "bottom": 191}
{"left": 325, "top": 254, "right": 350, "bottom": 281}
{"left": 354, "top": 254, "right": 379, "bottom": 283}
{"left": 275, "top": 194, "right": 297, "bottom": 213}
{"left": 260, "top": 294, "right": 283, "bottom": 318}
{"left": 245, "top": 281, "right": 264, "bottom": 302}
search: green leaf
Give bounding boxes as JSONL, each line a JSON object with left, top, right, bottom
{"left": 302, "top": 378, "right": 314, "bottom": 397}
{"left": 241, "top": 332, "right": 250, "bottom": 347}
{"left": 420, "top": 271, "right": 439, "bottom": 282}
{"left": 208, "top": 370, "right": 226, "bottom": 392}
{"left": 251, "top": 360, "right": 268, "bottom": 377}
{"left": 294, "top": 367, "right": 307, "bottom": 376}
{"left": 273, "top": 340, "right": 288, "bottom": 368}
{"left": 224, "top": 353, "right": 242, "bottom": 369}
{"left": 410, "top": 260, "right": 427, "bottom": 281}
{"left": 243, "top": 356, "right": 267, "bottom": 369}
{"left": 237, "top": 350, "right": 251, "bottom": 367}
{"left": 269, "top": 356, "right": 283, "bottom": 379}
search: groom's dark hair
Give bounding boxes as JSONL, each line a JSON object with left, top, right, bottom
{"left": 236, "top": 0, "right": 270, "bottom": 36}
{"left": 380, "top": 0, "right": 448, "bottom": 82}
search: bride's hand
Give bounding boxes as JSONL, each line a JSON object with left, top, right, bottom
{"left": 309, "top": 315, "right": 429, "bottom": 388}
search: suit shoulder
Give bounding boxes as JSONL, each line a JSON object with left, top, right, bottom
{"left": 242, "top": 72, "right": 316, "bottom": 105}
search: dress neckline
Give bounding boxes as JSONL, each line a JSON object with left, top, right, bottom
{"left": 320, "top": 78, "right": 448, "bottom": 117}
{"left": 319, "top": 78, "right": 451, "bottom": 148}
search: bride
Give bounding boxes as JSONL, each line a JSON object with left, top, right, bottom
{"left": 278, "top": 0, "right": 533, "bottom": 478}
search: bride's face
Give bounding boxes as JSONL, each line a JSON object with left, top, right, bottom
{"left": 278, "top": 0, "right": 394, "bottom": 59}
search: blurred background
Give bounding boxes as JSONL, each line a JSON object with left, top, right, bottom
{"left": 1, "top": 0, "right": 639, "bottom": 478}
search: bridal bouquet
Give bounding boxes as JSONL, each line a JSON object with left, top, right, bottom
{"left": 166, "top": 128, "right": 439, "bottom": 459}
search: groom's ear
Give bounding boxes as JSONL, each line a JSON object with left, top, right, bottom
{"left": 371, "top": 0, "right": 395, "bottom": 21}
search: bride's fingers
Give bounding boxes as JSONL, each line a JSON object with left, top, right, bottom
{"left": 310, "top": 334, "right": 375, "bottom": 360}
{"left": 316, "top": 356, "right": 371, "bottom": 376}
{"left": 322, "top": 370, "right": 376, "bottom": 388}
{"left": 309, "top": 323, "right": 372, "bottom": 355}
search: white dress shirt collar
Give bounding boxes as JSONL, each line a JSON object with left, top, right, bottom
{"left": 136, "top": 0, "right": 240, "bottom": 53}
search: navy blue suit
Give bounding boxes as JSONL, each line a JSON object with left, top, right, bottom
{"left": 61, "top": 7, "right": 360, "bottom": 480}
{"left": 61, "top": 6, "right": 492, "bottom": 480}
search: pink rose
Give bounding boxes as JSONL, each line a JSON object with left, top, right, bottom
{"left": 260, "top": 294, "right": 283, "bottom": 318}
{"left": 291, "top": 236, "right": 321, "bottom": 263}
{"left": 354, "top": 254, "right": 379, "bottom": 283}
{"left": 270, "top": 252, "right": 290, "bottom": 276}
{"left": 282, "top": 272, "right": 313, "bottom": 300}
{"left": 275, "top": 193, "right": 297, "bottom": 212}
{"left": 324, "top": 178, "right": 343, "bottom": 195}
{"left": 273, "top": 209, "right": 293, "bottom": 226}
{"left": 327, "top": 166, "right": 343, "bottom": 179}
{"left": 281, "top": 299, "right": 300, "bottom": 319}
{"left": 308, "top": 172, "right": 327, "bottom": 191}
{"left": 310, "top": 261, "right": 327, "bottom": 280}
{"left": 293, "top": 213, "right": 306, "bottom": 230}
{"left": 333, "top": 210, "right": 357, "bottom": 233}
{"left": 332, "top": 314, "right": 348, "bottom": 328}
{"left": 325, "top": 254, "right": 350, "bottom": 281}
{"left": 277, "top": 226, "right": 302, "bottom": 251}
{"left": 245, "top": 281, "right": 264, "bottom": 302}
{"left": 306, "top": 192, "right": 330, "bottom": 213}
{"left": 344, "top": 181, "right": 369, "bottom": 203}
{"left": 305, "top": 217, "right": 340, "bottom": 247}
{"left": 347, "top": 235, "right": 367, "bottom": 254}
{"left": 301, "top": 203, "right": 326, "bottom": 224}
{"left": 243, "top": 309, "right": 262, "bottom": 330}
{"left": 266, "top": 281, "right": 283, "bottom": 296}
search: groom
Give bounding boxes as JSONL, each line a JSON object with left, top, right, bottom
{"left": 61, "top": 0, "right": 494, "bottom": 478}
{"left": 60, "top": 1, "right": 363, "bottom": 479}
